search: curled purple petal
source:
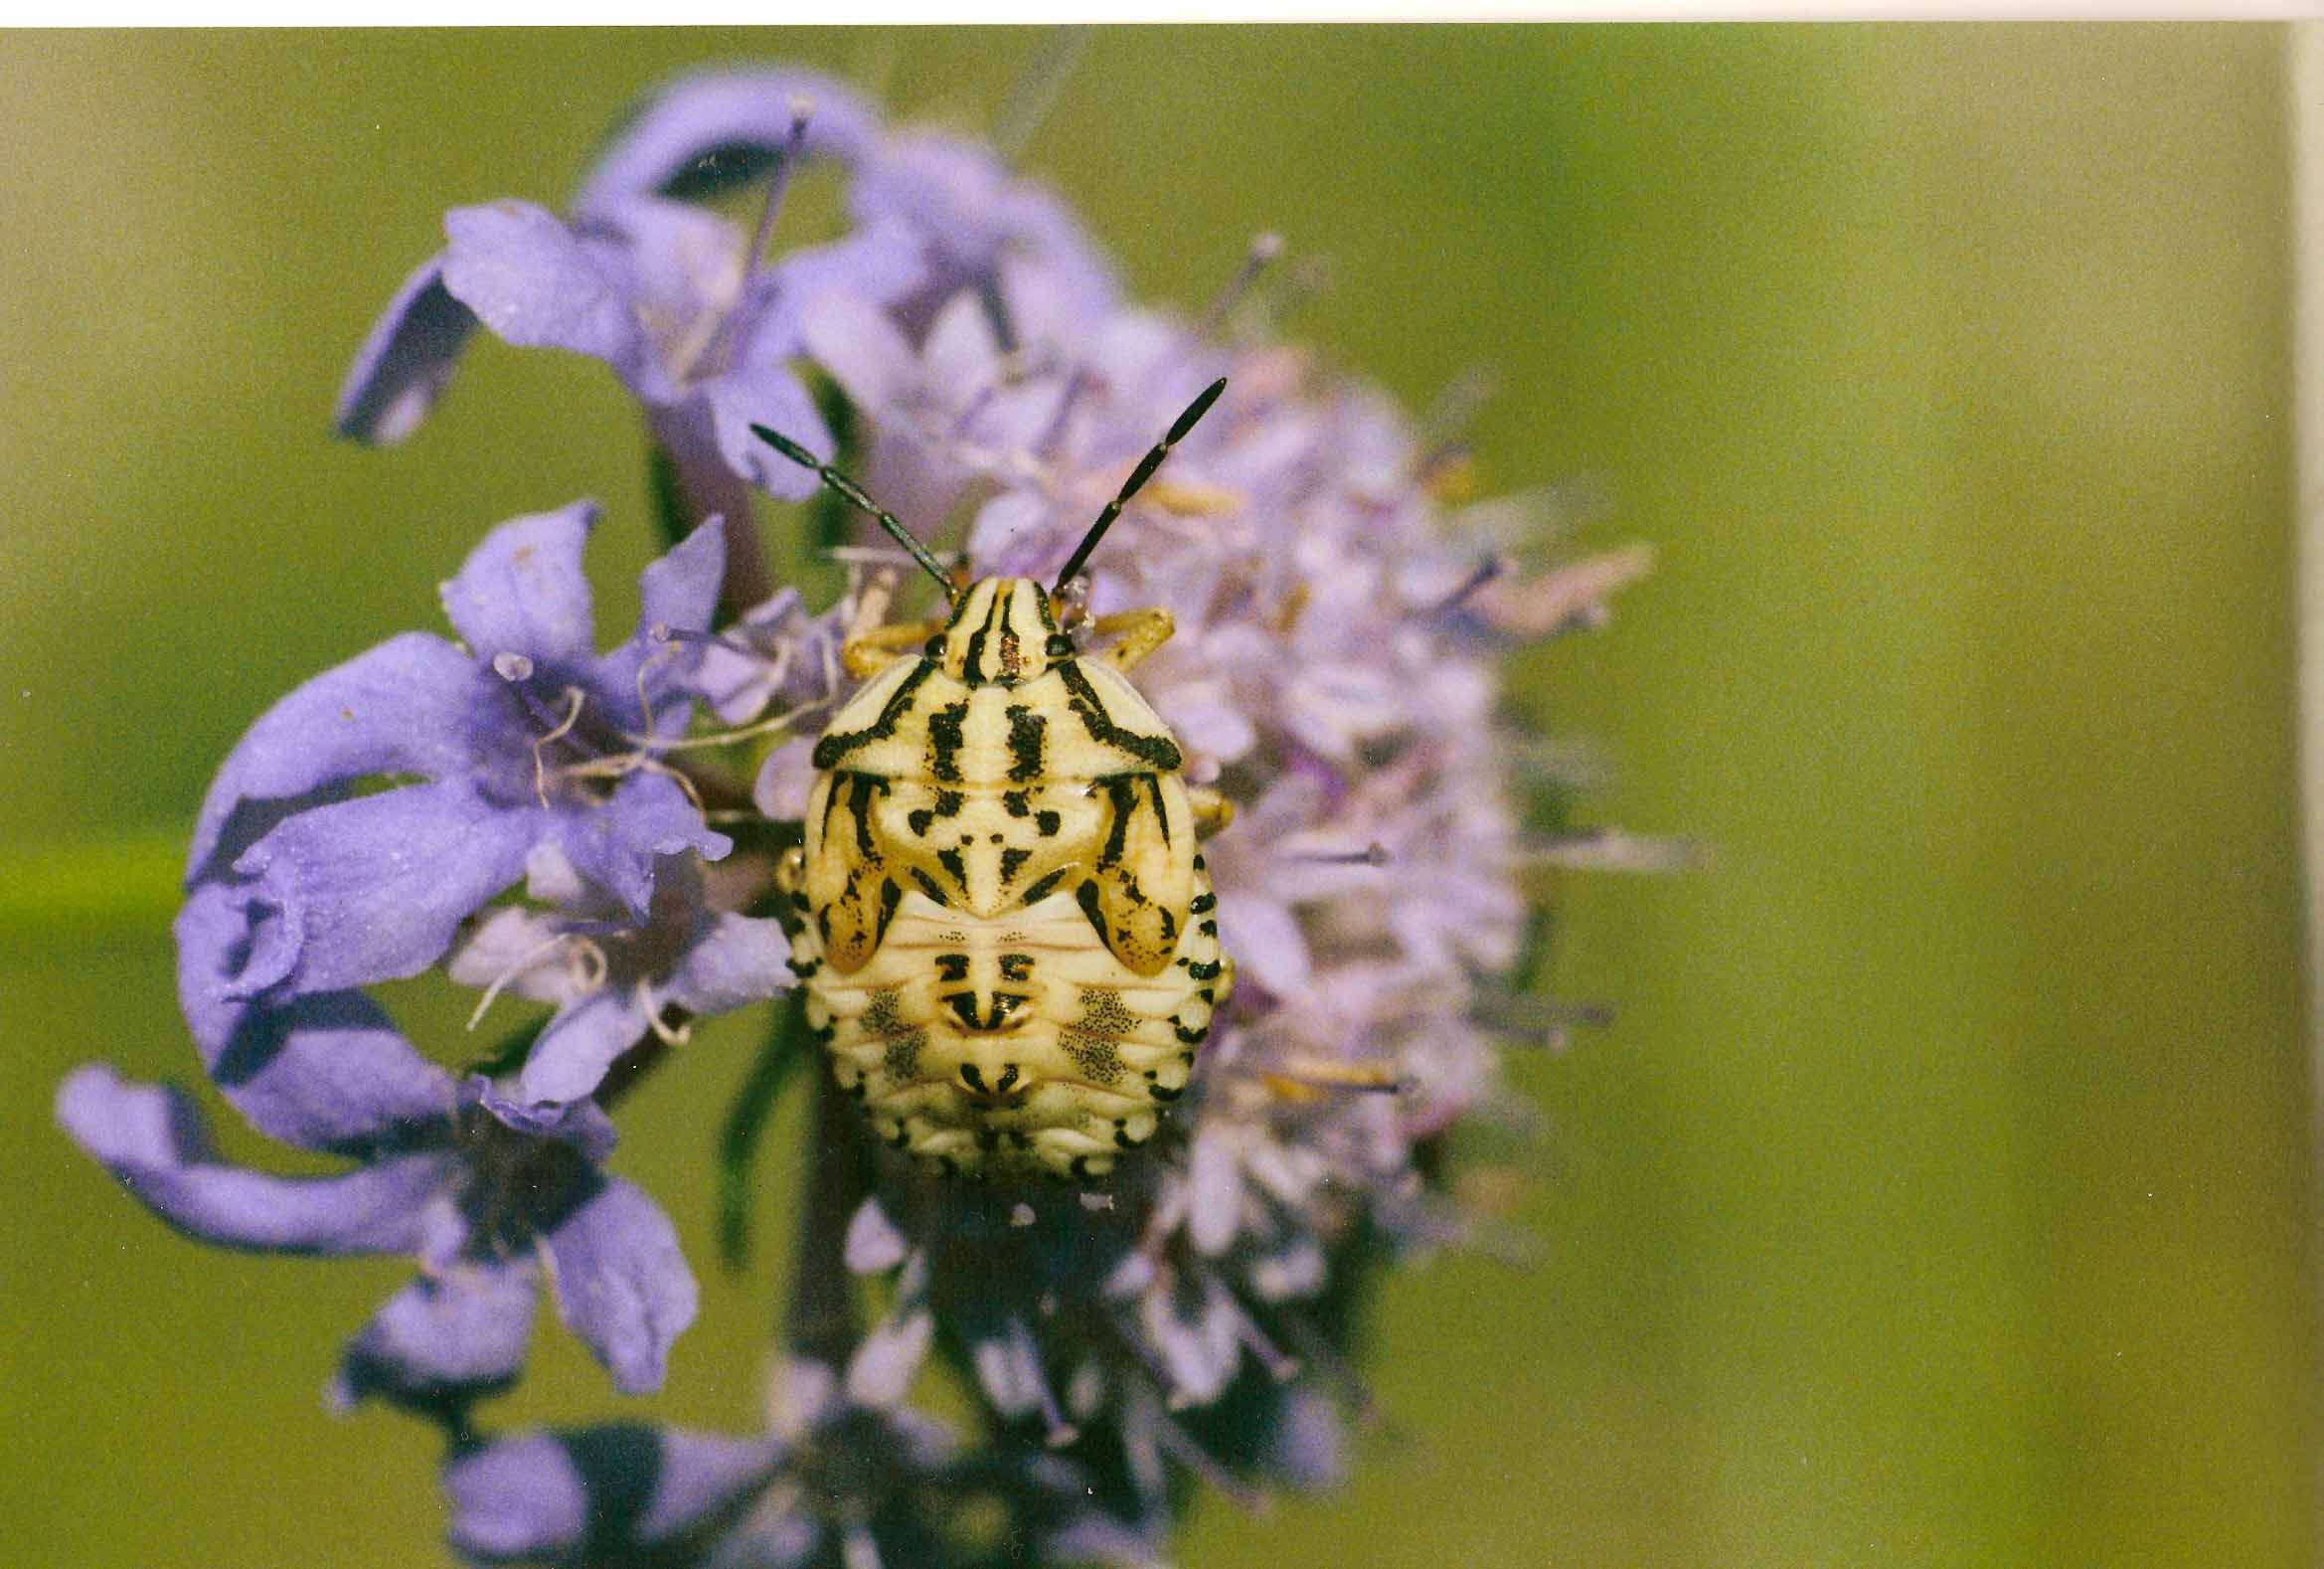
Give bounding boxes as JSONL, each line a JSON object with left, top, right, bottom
{"left": 444, "top": 1424, "right": 777, "bottom": 1563}
{"left": 58, "top": 1066, "right": 446, "bottom": 1255}
{"left": 513, "top": 987, "right": 653, "bottom": 1109}
{"left": 442, "top": 201, "right": 647, "bottom": 376}
{"left": 664, "top": 912, "right": 790, "bottom": 1018}
{"left": 590, "top": 517, "right": 728, "bottom": 728}
{"left": 539, "top": 1175, "right": 698, "bottom": 1395}
{"left": 331, "top": 1264, "right": 539, "bottom": 1414}
{"left": 750, "top": 736, "right": 816, "bottom": 819}
{"left": 230, "top": 779, "right": 538, "bottom": 997}
{"left": 571, "top": 67, "right": 878, "bottom": 215}
{"left": 634, "top": 513, "right": 727, "bottom": 646}
{"left": 176, "top": 882, "right": 458, "bottom": 1149}
{"left": 704, "top": 364, "right": 828, "bottom": 501}
{"left": 546, "top": 774, "right": 728, "bottom": 926}
{"left": 188, "top": 631, "right": 489, "bottom": 884}
{"left": 439, "top": 502, "right": 600, "bottom": 673}
{"left": 334, "top": 253, "right": 479, "bottom": 444}
{"left": 471, "top": 1076, "right": 619, "bottom": 1166}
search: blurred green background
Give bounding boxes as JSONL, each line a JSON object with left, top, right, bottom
{"left": 2, "top": 24, "right": 2308, "bottom": 1568}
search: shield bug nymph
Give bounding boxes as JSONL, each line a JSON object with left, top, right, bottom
{"left": 753, "top": 379, "right": 1236, "bottom": 1179}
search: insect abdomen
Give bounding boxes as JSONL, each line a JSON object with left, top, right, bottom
{"left": 803, "top": 877, "right": 1225, "bottom": 1178}
{"left": 790, "top": 651, "right": 1225, "bottom": 1178}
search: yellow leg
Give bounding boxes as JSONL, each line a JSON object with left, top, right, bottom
{"left": 839, "top": 564, "right": 953, "bottom": 679}
{"left": 1088, "top": 606, "right": 1176, "bottom": 672}
{"left": 841, "top": 619, "right": 947, "bottom": 680}
{"left": 1189, "top": 785, "right": 1235, "bottom": 838}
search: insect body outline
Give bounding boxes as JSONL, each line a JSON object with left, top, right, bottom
{"left": 756, "top": 381, "right": 1236, "bottom": 1178}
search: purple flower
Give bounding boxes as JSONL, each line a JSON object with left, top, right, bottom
{"left": 335, "top": 67, "right": 884, "bottom": 451}
{"left": 58, "top": 1056, "right": 697, "bottom": 1414}
{"left": 850, "top": 129, "right": 1119, "bottom": 341}
{"left": 450, "top": 845, "right": 789, "bottom": 1107}
{"left": 570, "top": 67, "right": 878, "bottom": 217}
{"left": 444, "top": 1424, "right": 780, "bottom": 1566}
{"left": 431, "top": 196, "right": 919, "bottom": 503}
{"left": 442, "top": 1344, "right": 957, "bottom": 1568}
{"left": 800, "top": 284, "right": 1067, "bottom": 529}
{"left": 186, "top": 506, "right": 734, "bottom": 1101}
{"left": 686, "top": 585, "right": 843, "bottom": 728}
{"left": 440, "top": 1402, "right": 1160, "bottom": 1569}
{"left": 83, "top": 54, "right": 1656, "bottom": 1566}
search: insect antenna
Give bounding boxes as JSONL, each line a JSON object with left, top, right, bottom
{"left": 749, "top": 424, "right": 957, "bottom": 601}
{"left": 1049, "top": 376, "right": 1228, "bottom": 595}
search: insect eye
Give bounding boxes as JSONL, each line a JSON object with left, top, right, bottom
{"left": 1045, "top": 634, "right": 1074, "bottom": 659}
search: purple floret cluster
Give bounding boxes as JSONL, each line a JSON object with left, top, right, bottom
{"left": 61, "top": 63, "right": 1652, "bottom": 1567}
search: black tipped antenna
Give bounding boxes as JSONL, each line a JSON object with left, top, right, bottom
{"left": 1050, "top": 377, "right": 1228, "bottom": 596}
{"left": 749, "top": 425, "right": 956, "bottom": 601}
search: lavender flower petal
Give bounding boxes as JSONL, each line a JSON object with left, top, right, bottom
{"left": 540, "top": 1175, "right": 699, "bottom": 1395}
{"left": 732, "top": 224, "right": 928, "bottom": 366}
{"left": 588, "top": 516, "right": 729, "bottom": 732}
{"left": 843, "top": 1305, "right": 932, "bottom": 1410}
{"left": 175, "top": 882, "right": 458, "bottom": 1149}
{"left": 796, "top": 287, "right": 916, "bottom": 416}
{"left": 57, "top": 1066, "right": 446, "bottom": 1255}
{"left": 230, "top": 779, "right": 538, "bottom": 997}
{"left": 849, "top": 131, "right": 1117, "bottom": 330}
{"left": 1213, "top": 893, "right": 1311, "bottom": 997}
{"left": 514, "top": 989, "right": 654, "bottom": 1109}
{"left": 442, "top": 202, "right": 648, "bottom": 378}
{"left": 664, "top": 913, "right": 790, "bottom": 1018}
{"left": 571, "top": 67, "right": 877, "bottom": 215}
{"left": 472, "top": 1077, "right": 620, "bottom": 1166}
{"left": 749, "top": 737, "right": 816, "bottom": 819}
{"left": 334, "top": 254, "right": 478, "bottom": 444}
{"left": 438, "top": 501, "right": 600, "bottom": 673}
{"left": 332, "top": 1265, "right": 539, "bottom": 1412}
{"left": 545, "top": 774, "right": 729, "bottom": 926}
{"left": 703, "top": 364, "right": 830, "bottom": 502}
{"left": 843, "top": 1196, "right": 910, "bottom": 1275}
{"left": 188, "top": 630, "right": 488, "bottom": 883}
{"left": 444, "top": 1425, "right": 777, "bottom": 1563}
{"left": 1258, "top": 1384, "right": 1346, "bottom": 1491}
{"left": 633, "top": 512, "right": 727, "bottom": 648}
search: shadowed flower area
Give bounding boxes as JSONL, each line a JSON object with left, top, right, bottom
{"left": 60, "top": 58, "right": 1649, "bottom": 1567}
{"left": 58, "top": 1062, "right": 694, "bottom": 1415}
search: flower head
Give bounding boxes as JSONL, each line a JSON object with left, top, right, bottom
{"left": 335, "top": 67, "right": 884, "bottom": 450}
{"left": 451, "top": 845, "right": 789, "bottom": 1106}
{"left": 69, "top": 57, "right": 1652, "bottom": 1568}
{"left": 441, "top": 1344, "right": 962, "bottom": 1568}
{"left": 184, "top": 504, "right": 773, "bottom": 1103}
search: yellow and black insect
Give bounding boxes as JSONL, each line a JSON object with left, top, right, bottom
{"left": 752, "top": 381, "right": 1236, "bottom": 1179}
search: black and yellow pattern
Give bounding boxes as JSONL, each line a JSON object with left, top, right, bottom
{"left": 781, "top": 577, "right": 1232, "bottom": 1178}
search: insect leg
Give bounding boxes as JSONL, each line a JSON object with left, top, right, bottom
{"left": 1187, "top": 785, "right": 1236, "bottom": 838}
{"left": 842, "top": 618, "right": 950, "bottom": 680}
{"left": 835, "top": 566, "right": 944, "bottom": 678}
{"left": 1086, "top": 606, "right": 1176, "bottom": 672}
